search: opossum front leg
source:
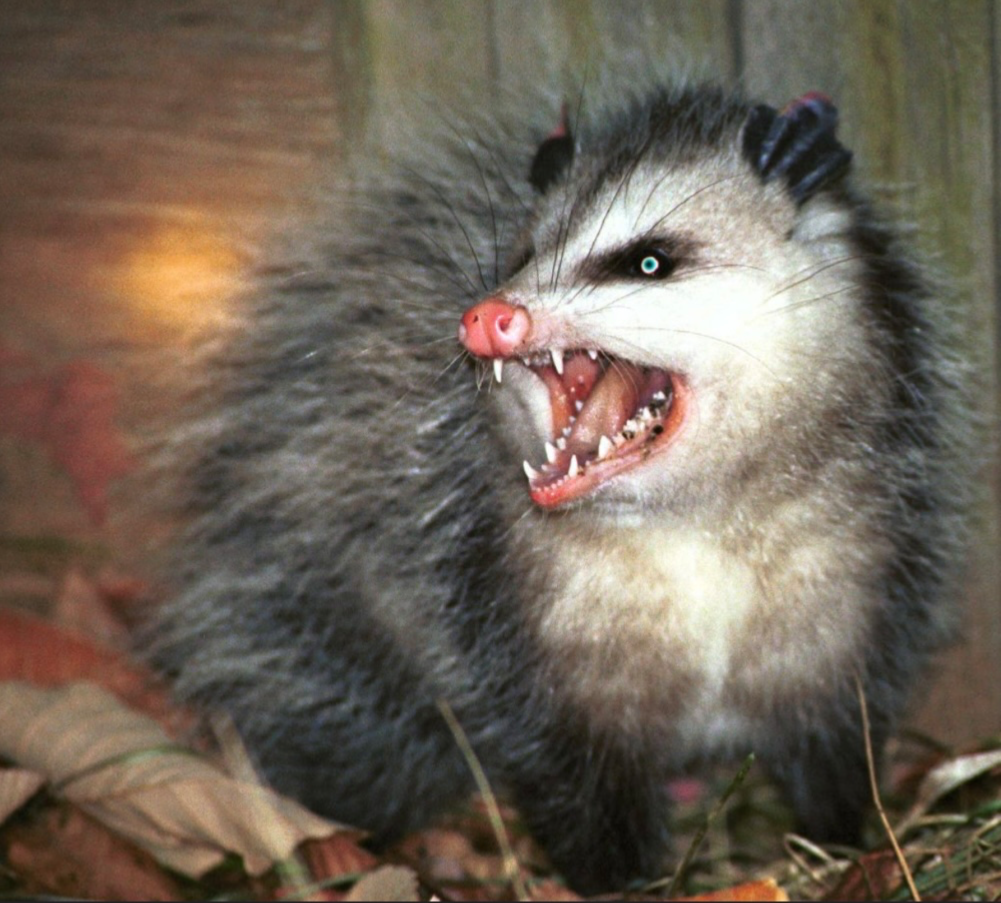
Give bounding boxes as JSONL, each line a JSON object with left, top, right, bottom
{"left": 764, "top": 717, "right": 879, "bottom": 846}
{"left": 502, "top": 724, "right": 671, "bottom": 894}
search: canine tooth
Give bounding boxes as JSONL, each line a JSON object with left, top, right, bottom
{"left": 523, "top": 460, "right": 540, "bottom": 480}
{"left": 493, "top": 358, "right": 504, "bottom": 383}
{"left": 597, "top": 435, "right": 613, "bottom": 459}
{"left": 521, "top": 356, "right": 531, "bottom": 366}
{"left": 652, "top": 390, "right": 667, "bottom": 403}
{"left": 587, "top": 349, "right": 598, "bottom": 360}
{"left": 574, "top": 399, "right": 583, "bottom": 413}
{"left": 544, "top": 441, "right": 558, "bottom": 463}
{"left": 551, "top": 348, "right": 564, "bottom": 375}
{"left": 556, "top": 437, "right": 567, "bottom": 450}
{"left": 568, "top": 455, "right": 579, "bottom": 477}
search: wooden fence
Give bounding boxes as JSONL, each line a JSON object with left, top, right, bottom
{"left": 0, "top": 0, "right": 997, "bottom": 743}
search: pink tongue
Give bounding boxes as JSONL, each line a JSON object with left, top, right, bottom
{"left": 566, "top": 363, "right": 642, "bottom": 457}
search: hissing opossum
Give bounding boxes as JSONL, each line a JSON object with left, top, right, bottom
{"left": 145, "top": 82, "right": 969, "bottom": 893}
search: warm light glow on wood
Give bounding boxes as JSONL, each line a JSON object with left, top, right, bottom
{"left": 114, "top": 221, "right": 247, "bottom": 335}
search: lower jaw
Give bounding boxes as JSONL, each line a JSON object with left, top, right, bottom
{"left": 528, "top": 375, "right": 689, "bottom": 509}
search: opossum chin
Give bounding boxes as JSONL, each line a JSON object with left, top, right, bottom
{"left": 514, "top": 350, "right": 689, "bottom": 509}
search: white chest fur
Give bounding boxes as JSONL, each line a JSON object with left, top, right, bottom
{"left": 520, "top": 500, "right": 877, "bottom": 754}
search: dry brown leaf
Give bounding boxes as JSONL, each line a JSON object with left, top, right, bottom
{"left": 0, "top": 768, "right": 45, "bottom": 822}
{"left": 0, "top": 681, "right": 344, "bottom": 877}
{"left": 53, "top": 566, "right": 132, "bottom": 647}
{"left": 678, "top": 877, "right": 789, "bottom": 901}
{"left": 0, "top": 606, "right": 189, "bottom": 734}
{"left": 301, "top": 833, "right": 379, "bottom": 883}
{"left": 823, "top": 850, "right": 902, "bottom": 902}
{"left": 3, "top": 798, "right": 184, "bottom": 901}
{"left": 525, "top": 878, "right": 581, "bottom": 900}
{"left": 345, "top": 865, "right": 420, "bottom": 902}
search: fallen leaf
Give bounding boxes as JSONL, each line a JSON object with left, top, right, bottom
{"left": 54, "top": 567, "right": 132, "bottom": 647}
{"left": 0, "top": 354, "right": 136, "bottom": 526}
{"left": 678, "top": 877, "right": 789, "bottom": 901}
{"left": 301, "top": 833, "right": 378, "bottom": 883}
{"left": 3, "top": 798, "right": 183, "bottom": 901}
{"left": 823, "top": 850, "right": 902, "bottom": 902}
{"left": 525, "top": 878, "right": 581, "bottom": 900}
{"left": 898, "top": 748, "right": 1001, "bottom": 832}
{"left": 0, "top": 681, "right": 344, "bottom": 877}
{"left": 0, "top": 607, "right": 188, "bottom": 734}
{"left": 345, "top": 865, "right": 420, "bottom": 902}
{"left": 0, "top": 768, "right": 45, "bottom": 822}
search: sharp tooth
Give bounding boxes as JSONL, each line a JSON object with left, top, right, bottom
{"left": 598, "top": 435, "right": 613, "bottom": 459}
{"left": 521, "top": 356, "right": 531, "bottom": 366}
{"left": 587, "top": 349, "right": 598, "bottom": 360}
{"left": 568, "top": 454, "right": 579, "bottom": 477}
{"left": 652, "top": 390, "right": 667, "bottom": 403}
{"left": 493, "top": 358, "right": 504, "bottom": 383}
{"left": 551, "top": 348, "right": 564, "bottom": 375}
{"left": 574, "top": 399, "right": 583, "bottom": 413}
{"left": 523, "top": 460, "right": 540, "bottom": 480}
{"left": 556, "top": 437, "right": 567, "bottom": 450}
{"left": 544, "top": 441, "right": 558, "bottom": 463}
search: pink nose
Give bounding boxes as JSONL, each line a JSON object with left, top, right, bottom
{"left": 457, "top": 299, "right": 531, "bottom": 358}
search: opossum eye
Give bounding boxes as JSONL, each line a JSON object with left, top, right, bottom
{"left": 630, "top": 249, "right": 676, "bottom": 280}
{"left": 587, "top": 238, "right": 692, "bottom": 283}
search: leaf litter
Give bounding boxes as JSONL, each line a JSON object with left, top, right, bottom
{"left": 0, "top": 598, "right": 998, "bottom": 900}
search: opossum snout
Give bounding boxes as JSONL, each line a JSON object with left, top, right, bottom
{"left": 458, "top": 298, "right": 531, "bottom": 358}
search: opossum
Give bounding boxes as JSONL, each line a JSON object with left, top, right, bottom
{"left": 144, "top": 81, "right": 969, "bottom": 893}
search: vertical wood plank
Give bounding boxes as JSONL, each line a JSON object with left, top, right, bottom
{"left": 0, "top": 1, "right": 345, "bottom": 583}
{"left": 739, "top": 2, "right": 851, "bottom": 100}
{"left": 359, "top": 0, "right": 494, "bottom": 147}
{"left": 490, "top": 0, "right": 739, "bottom": 98}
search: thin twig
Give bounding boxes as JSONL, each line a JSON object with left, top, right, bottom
{"left": 645, "top": 753, "right": 756, "bottom": 896}
{"left": 856, "top": 675, "right": 921, "bottom": 901}
{"left": 437, "top": 700, "right": 530, "bottom": 901}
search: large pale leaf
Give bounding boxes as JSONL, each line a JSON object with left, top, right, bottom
{"left": 898, "top": 748, "right": 1001, "bottom": 832}
{"left": 0, "top": 768, "right": 45, "bottom": 823}
{"left": 0, "top": 681, "right": 344, "bottom": 876}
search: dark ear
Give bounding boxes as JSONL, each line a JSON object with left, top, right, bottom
{"left": 742, "top": 92, "right": 852, "bottom": 204}
{"left": 530, "top": 105, "right": 574, "bottom": 193}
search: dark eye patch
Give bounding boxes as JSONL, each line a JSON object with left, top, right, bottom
{"left": 582, "top": 235, "right": 699, "bottom": 284}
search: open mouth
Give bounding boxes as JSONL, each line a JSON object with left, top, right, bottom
{"left": 496, "top": 350, "right": 687, "bottom": 508}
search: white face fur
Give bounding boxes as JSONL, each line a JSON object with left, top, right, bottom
{"left": 492, "top": 148, "right": 868, "bottom": 522}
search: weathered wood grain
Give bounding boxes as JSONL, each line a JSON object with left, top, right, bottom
{"left": 0, "top": 0, "right": 997, "bottom": 741}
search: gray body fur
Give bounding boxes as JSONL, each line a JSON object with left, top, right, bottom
{"left": 145, "top": 81, "right": 968, "bottom": 893}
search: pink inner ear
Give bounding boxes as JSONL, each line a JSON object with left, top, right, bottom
{"left": 545, "top": 101, "right": 570, "bottom": 140}
{"left": 780, "top": 90, "right": 834, "bottom": 117}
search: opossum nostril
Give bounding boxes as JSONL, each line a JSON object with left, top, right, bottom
{"left": 458, "top": 298, "right": 531, "bottom": 358}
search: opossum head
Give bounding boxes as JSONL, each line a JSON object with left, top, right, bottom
{"left": 458, "top": 87, "right": 869, "bottom": 518}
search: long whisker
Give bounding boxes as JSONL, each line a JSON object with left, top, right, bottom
{"left": 397, "top": 164, "right": 491, "bottom": 293}
{"left": 760, "top": 255, "right": 862, "bottom": 305}
{"left": 550, "top": 74, "right": 591, "bottom": 295}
